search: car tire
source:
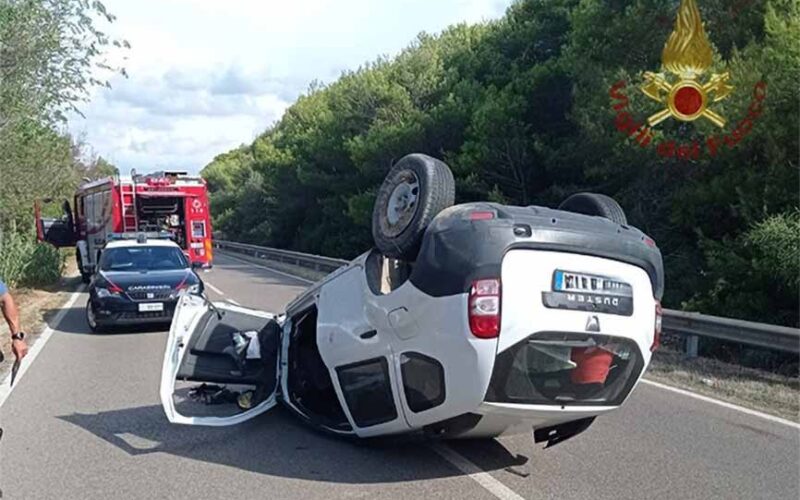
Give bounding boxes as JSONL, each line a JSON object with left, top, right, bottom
{"left": 557, "top": 192, "right": 628, "bottom": 225}
{"left": 86, "top": 300, "right": 104, "bottom": 333}
{"left": 371, "top": 154, "right": 455, "bottom": 261}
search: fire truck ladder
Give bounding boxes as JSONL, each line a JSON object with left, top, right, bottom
{"left": 121, "top": 170, "right": 138, "bottom": 232}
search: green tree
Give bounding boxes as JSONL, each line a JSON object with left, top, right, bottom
{"left": 0, "top": 0, "right": 127, "bottom": 231}
{"left": 202, "top": 0, "right": 799, "bottom": 325}
{"left": 0, "top": 0, "right": 126, "bottom": 286}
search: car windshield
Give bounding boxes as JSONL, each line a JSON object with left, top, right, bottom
{"left": 99, "top": 246, "right": 189, "bottom": 272}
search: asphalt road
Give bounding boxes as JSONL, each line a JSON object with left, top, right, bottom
{"left": 0, "top": 252, "right": 797, "bottom": 499}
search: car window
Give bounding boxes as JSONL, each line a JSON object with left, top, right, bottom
{"left": 100, "top": 247, "right": 189, "bottom": 272}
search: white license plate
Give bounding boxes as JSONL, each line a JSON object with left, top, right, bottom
{"left": 138, "top": 302, "right": 164, "bottom": 312}
{"left": 553, "top": 270, "right": 632, "bottom": 296}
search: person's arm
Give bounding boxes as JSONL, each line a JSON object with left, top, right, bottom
{"left": 1, "top": 291, "right": 21, "bottom": 335}
{"left": 1, "top": 289, "right": 28, "bottom": 360}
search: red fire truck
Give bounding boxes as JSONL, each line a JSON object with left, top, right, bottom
{"left": 36, "top": 170, "right": 214, "bottom": 282}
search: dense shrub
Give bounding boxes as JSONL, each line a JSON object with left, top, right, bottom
{"left": 0, "top": 232, "right": 64, "bottom": 288}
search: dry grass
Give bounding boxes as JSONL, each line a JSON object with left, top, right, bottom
{"left": 647, "top": 348, "right": 800, "bottom": 422}
{"left": 0, "top": 258, "right": 80, "bottom": 379}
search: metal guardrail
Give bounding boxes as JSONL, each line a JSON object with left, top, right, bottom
{"left": 662, "top": 310, "right": 800, "bottom": 357}
{"left": 214, "top": 240, "right": 347, "bottom": 273}
{"left": 213, "top": 240, "right": 800, "bottom": 357}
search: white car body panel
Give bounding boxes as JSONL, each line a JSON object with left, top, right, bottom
{"left": 316, "top": 264, "right": 412, "bottom": 437}
{"left": 373, "top": 286, "right": 497, "bottom": 431}
{"left": 499, "top": 249, "right": 656, "bottom": 362}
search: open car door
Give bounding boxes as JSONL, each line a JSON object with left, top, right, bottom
{"left": 35, "top": 199, "right": 77, "bottom": 247}
{"left": 160, "top": 292, "right": 282, "bottom": 426}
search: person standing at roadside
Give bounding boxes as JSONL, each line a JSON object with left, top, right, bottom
{"left": 0, "top": 279, "right": 28, "bottom": 363}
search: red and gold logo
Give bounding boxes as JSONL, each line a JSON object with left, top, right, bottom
{"left": 641, "top": 0, "right": 733, "bottom": 128}
{"left": 609, "top": 0, "right": 766, "bottom": 160}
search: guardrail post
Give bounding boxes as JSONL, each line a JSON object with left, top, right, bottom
{"left": 685, "top": 335, "right": 699, "bottom": 358}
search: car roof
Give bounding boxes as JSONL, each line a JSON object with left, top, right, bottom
{"left": 104, "top": 239, "right": 181, "bottom": 249}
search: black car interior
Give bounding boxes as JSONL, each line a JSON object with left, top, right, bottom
{"left": 287, "top": 306, "right": 351, "bottom": 431}
{"left": 364, "top": 249, "right": 411, "bottom": 295}
{"left": 177, "top": 309, "right": 279, "bottom": 389}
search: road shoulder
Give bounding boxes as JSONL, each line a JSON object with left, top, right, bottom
{"left": 0, "top": 266, "right": 81, "bottom": 380}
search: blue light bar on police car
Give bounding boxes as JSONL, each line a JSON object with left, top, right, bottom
{"left": 108, "top": 231, "right": 175, "bottom": 242}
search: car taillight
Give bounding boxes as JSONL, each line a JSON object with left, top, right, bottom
{"left": 469, "top": 278, "right": 501, "bottom": 338}
{"left": 651, "top": 301, "right": 662, "bottom": 352}
{"left": 469, "top": 211, "right": 495, "bottom": 221}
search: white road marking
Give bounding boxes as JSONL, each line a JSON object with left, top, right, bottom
{"left": 0, "top": 285, "right": 84, "bottom": 409}
{"left": 205, "top": 282, "right": 225, "bottom": 295}
{"left": 217, "top": 252, "right": 315, "bottom": 285}
{"left": 640, "top": 378, "right": 800, "bottom": 429}
{"left": 204, "top": 279, "right": 241, "bottom": 306}
{"left": 430, "top": 443, "right": 525, "bottom": 500}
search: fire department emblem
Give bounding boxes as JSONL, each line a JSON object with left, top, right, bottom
{"left": 640, "top": 0, "right": 733, "bottom": 127}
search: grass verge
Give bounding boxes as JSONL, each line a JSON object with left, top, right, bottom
{"left": 0, "top": 255, "right": 80, "bottom": 380}
{"left": 647, "top": 348, "right": 799, "bottom": 422}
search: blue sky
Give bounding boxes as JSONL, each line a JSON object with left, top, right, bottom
{"left": 68, "top": 0, "right": 512, "bottom": 174}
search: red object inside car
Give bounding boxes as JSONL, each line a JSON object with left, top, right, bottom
{"left": 570, "top": 347, "right": 613, "bottom": 385}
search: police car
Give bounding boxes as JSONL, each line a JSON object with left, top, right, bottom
{"left": 86, "top": 233, "right": 205, "bottom": 332}
{"left": 159, "top": 154, "right": 663, "bottom": 448}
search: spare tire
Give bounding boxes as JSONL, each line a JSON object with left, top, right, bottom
{"left": 372, "top": 154, "right": 455, "bottom": 261}
{"left": 558, "top": 192, "right": 628, "bottom": 225}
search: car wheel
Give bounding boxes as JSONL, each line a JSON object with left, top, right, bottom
{"left": 371, "top": 153, "right": 455, "bottom": 261}
{"left": 557, "top": 192, "right": 628, "bottom": 225}
{"left": 86, "top": 300, "right": 103, "bottom": 333}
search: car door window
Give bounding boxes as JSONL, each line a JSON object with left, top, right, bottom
{"left": 399, "top": 352, "right": 446, "bottom": 413}
{"left": 335, "top": 357, "right": 398, "bottom": 428}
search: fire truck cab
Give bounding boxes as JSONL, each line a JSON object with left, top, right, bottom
{"left": 36, "top": 170, "right": 214, "bottom": 282}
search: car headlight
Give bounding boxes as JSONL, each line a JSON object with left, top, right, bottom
{"left": 186, "top": 283, "right": 201, "bottom": 294}
{"left": 96, "top": 287, "right": 121, "bottom": 298}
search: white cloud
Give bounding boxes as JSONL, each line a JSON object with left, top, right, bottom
{"left": 68, "top": 0, "right": 511, "bottom": 174}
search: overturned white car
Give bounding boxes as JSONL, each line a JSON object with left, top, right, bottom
{"left": 160, "top": 154, "right": 664, "bottom": 447}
